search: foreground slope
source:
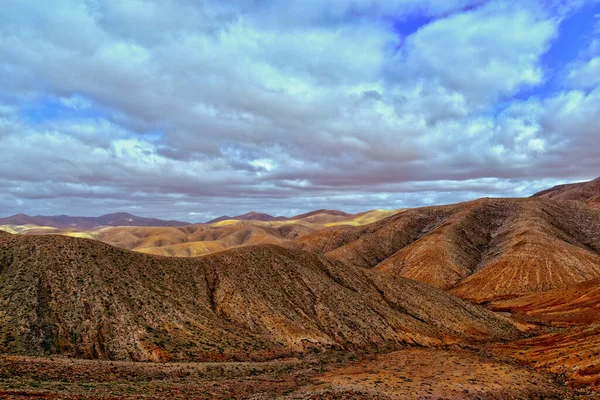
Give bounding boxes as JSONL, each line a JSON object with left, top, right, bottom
{"left": 489, "top": 279, "right": 600, "bottom": 390}
{"left": 0, "top": 347, "right": 572, "bottom": 399}
{"left": 296, "top": 197, "right": 600, "bottom": 302}
{"left": 0, "top": 231, "right": 515, "bottom": 362}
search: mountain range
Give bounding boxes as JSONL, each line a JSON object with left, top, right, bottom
{"left": 0, "top": 212, "right": 190, "bottom": 228}
{"left": 0, "top": 208, "right": 400, "bottom": 257}
{"left": 1, "top": 177, "right": 600, "bottom": 397}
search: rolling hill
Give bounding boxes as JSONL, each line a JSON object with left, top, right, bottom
{"left": 205, "top": 209, "right": 399, "bottom": 226}
{"left": 0, "top": 209, "right": 402, "bottom": 258}
{"left": 295, "top": 197, "right": 600, "bottom": 303}
{"left": 0, "top": 230, "right": 517, "bottom": 362}
{"left": 96, "top": 222, "right": 315, "bottom": 257}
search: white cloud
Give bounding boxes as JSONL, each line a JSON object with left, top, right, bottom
{"left": 0, "top": 0, "right": 597, "bottom": 219}
{"left": 391, "top": 1, "right": 557, "bottom": 107}
{"left": 565, "top": 56, "right": 600, "bottom": 88}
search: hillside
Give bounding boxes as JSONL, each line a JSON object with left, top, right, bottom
{"left": 0, "top": 230, "right": 517, "bottom": 362}
{"left": 206, "top": 211, "right": 288, "bottom": 224}
{"left": 295, "top": 197, "right": 600, "bottom": 303}
{"left": 532, "top": 176, "right": 600, "bottom": 204}
{"left": 490, "top": 277, "right": 600, "bottom": 325}
{"left": 489, "top": 278, "right": 600, "bottom": 390}
{"left": 0, "top": 209, "right": 401, "bottom": 258}
{"left": 92, "top": 210, "right": 399, "bottom": 256}
{"left": 0, "top": 212, "right": 189, "bottom": 229}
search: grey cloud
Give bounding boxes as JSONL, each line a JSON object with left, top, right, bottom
{"left": 0, "top": 0, "right": 598, "bottom": 219}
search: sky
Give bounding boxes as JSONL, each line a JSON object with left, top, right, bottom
{"left": 1, "top": 0, "right": 600, "bottom": 222}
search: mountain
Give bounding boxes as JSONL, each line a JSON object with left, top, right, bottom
{"left": 205, "top": 215, "right": 232, "bottom": 223}
{"left": 206, "top": 212, "right": 287, "bottom": 224}
{"left": 0, "top": 230, "right": 517, "bottom": 362}
{"left": 532, "top": 176, "right": 600, "bottom": 204}
{"left": 286, "top": 209, "right": 352, "bottom": 224}
{"left": 88, "top": 210, "right": 402, "bottom": 257}
{"left": 205, "top": 209, "right": 400, "bottom": 226}
{"left": 0, "top": 212, "right": 189, "bottom": 229}
{"left": 295, "top": 197, "right": 600, "bottom": 303}
{"left": 290, "top": 209, "right": 351, "bottom": 219}
{"left": 0, "top": 210, "right": 401, "bottom": 258}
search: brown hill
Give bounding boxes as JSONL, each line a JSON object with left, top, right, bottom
{"left": 205, "top": 209, "right": 401, "bottom": 226}
{"left": 490, "top": 278, "right": 600, "bottom": 325}
{"left": 490, "top": 281, "right": 600, "bottom": 393}
{"left": 467, "top": 252, "right": 600, "bottom": 390}
{"left": 295, "top": 197, "right": 600, "bottom": 303}
{"left": 206, "top": 211, "right": 287, "bottom": 224}
{"left": 1, "top": 209, "right": 401, "bottom": 258}
{"left": 493, "top": 324, "right": 600, "bottom": 390}
{"left": 94, "top": 222, "right": 315, "bottom": 257}
{"left": 290, "top": 209, "right": 351, "bottom": 219}
{"left": 532, "top": 176, "right": 600, "bottom": 204}
{"left": 0, "top": 212, "right": 189, "bottom": 229}
{"left": 0, "top": 230, "right": 516, "bottom": 362}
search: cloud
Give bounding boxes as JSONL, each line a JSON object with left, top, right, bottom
{"left": 565, "top": 56, "right": 600, "bottom": 88}
{"left": 0, "top": 0, "right": 598, "bottom": 219}
{"left": 389, "top": 1, "right": 557, "bottom": 107}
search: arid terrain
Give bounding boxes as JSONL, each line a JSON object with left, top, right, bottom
{"left": 1, "top": 178, "right": 600, "bottom": 398}
{"left": 0, "top": 209, "right": 400, "bottom": 257}
{"left": 296, "top": 197, "right": 600, "bottom": 303}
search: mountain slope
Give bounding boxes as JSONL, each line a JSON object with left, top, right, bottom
{"left": 532, "top": 176, "right": 600, "bottom": 204}
{"left": 295, "top": 197, "right": 600, "bottom": 302}
{"left": 206, "top": 212, "right": 287, "bottom": 224}
{"left": 490, "top": 277, "right": 600, "bottom": 325}
{"left": 0, "top": 231, "right": 516, "bottom": 362}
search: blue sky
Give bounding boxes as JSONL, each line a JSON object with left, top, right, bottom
{"left": 0, "top": 0, "right": 599, "bottom": 221}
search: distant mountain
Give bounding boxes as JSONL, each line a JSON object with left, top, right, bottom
{"left": 290, "top": 209, "right": 351, "bottom": 219}
{"left": 206, "top": 211, "right": 287, "bottom": 224}
{"left": 205, "top": 215, "right": 232, "bottom": 224}
{"left": 0, "top": 212, "right": 189, "bottom": 228}
{"left": 206, "top": 209, "right": 388, "bottom": 225}
{"left": 96, "top": 222, "right": 315, "bottom": 257}
{"left": 532, "top": 176, "right": 600, "bottom": 204}
{"left": 0, "top": 209, "right": 401, "bottom": 257}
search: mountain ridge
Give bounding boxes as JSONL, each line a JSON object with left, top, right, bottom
{"left": 0, "top": 212, "right": 190, "bottom": 228}
{"left": 532, "top": 176, "right": 600, "bottom": 204}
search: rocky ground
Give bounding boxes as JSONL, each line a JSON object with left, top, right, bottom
{"left": 0, "top": 346, "right": 587, "bottom": 399}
